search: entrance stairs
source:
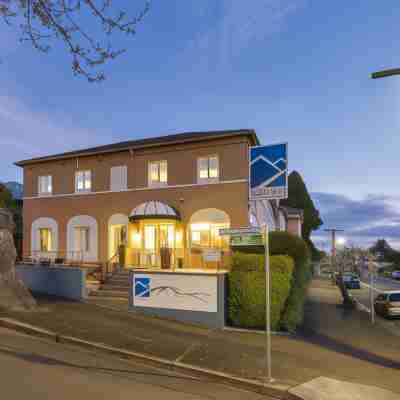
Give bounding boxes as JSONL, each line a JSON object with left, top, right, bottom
{"left": 87, "top": 269, "right": 130, "bottom": 307}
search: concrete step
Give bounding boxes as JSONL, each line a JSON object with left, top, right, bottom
{"left": 90, "top": 289, "right": 129, "bottom": 298}
{"left": 100, "top": 284, "right": 130, "bottom": 291}
{"left": 86, "top": 297, "right": 128, "bottom": 306}
{"left": 106, "top": 279, "right": 130, "bottom": 286}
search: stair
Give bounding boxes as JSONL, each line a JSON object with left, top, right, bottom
{"left": 87, "top": 269, "right": 130, "bottom": 303}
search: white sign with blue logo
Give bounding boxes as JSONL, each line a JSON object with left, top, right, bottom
{"left": 133, "top": 273, "right": 218, "bottom": 312}
{"left": 250, "top": 143, "right": 288, "bottom": 200}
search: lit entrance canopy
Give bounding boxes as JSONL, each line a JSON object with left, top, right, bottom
{"left": 129, "top": 201, "right": 180, "bottom": 221}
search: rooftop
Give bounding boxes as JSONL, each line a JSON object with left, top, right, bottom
{"left": 15, "top": 129, "right": 259, "bottom": 166}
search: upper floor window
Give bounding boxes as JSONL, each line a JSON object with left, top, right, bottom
{"left": 198, "top": 156, "right": 219, "bottom": 183}
{"left": 75, "top": 170, "right": 91, "bottom": 193}
{"left": 110, "top": 165, "right": 127, "bottom": 192}
{"left": 148, "top": 160, "right": 167, "bottom": 187}
{"left": 38, "top": 175, "right": 52, "bottom": 196}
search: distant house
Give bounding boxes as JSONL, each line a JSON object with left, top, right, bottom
{"left": 15, "top": 129, "right": 302, "bottom": 267}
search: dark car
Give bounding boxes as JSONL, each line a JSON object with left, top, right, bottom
{"left": 343, "top": 274, "right": 361, "bottom": 289}
{"left": 374, "top": 292, "right": 400, "bottom": 318}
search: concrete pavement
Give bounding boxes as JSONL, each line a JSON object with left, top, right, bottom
{"left": 0, "top": 327, "right": 270, "bottom": 400}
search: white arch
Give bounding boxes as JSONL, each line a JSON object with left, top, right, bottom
{"left": 108, "top": 213, "right": 129, "bottom": 226}
{"left": 278, "top": 210, "right": 287, "bottom": 231}
{"left": 189, "top": 208, "right": 230, "bottom": 225}
{"left": 250, "top": 200, "right": 277, "bottom": 231}
{"left": 31, "top": 217, "right": 58, "bottom": 255}
{"left": 67, "top": 215, "right": 98, "bottom": 262}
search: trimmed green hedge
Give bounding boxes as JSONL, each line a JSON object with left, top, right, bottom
{"left": 228, "top": 253, "right": 294, "bottom": 330}
{"left": 269, "top": 231, "right": 312, "bottom": 332}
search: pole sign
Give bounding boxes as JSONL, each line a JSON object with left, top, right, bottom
{"left": 250, "top": 143, "right": 288, "bottom": 200}
{"left": 219, "top": 227, "right": 263, "bottom": 246}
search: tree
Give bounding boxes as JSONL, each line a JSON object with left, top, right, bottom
{"left": 281, "top": 171, "right": 323, "bottom": 259}
{"left": 0, "top": 183, "right": 14, "bottom": 209}
{"left": 0, "top": 0, "right": 150, "bottom": 81}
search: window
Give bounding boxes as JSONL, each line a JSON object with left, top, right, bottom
{"left": 190, "top": 223, "right": 228, "bottom": 249}
{"left": 198, "top": 156, "right": 219, "bottom": 182}
{"left": 110, "top": 166, "right": 127, "bottom": 192}
{"left": 38, "top": 175, "right": 52, "bottom": 195}
{"left": 74, "top": 226, "right": 90, "bottom": 252}
{"left": 75, "top": 170, "right": 92, "bottom": 192}
{"left": 148, "top": 161, "right": 167, "bottom": 187}
{"left": 39, "top": 228, "right": 52, "bottom": 252}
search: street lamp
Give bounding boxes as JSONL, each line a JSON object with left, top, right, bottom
{"left": 371, "top": 68, "right": 400, "bottom": 79}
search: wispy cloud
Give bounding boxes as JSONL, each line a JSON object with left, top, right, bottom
{"left": 311, "top": 192, "right": 400, "bottom": 249}
{"left": 184, "top": 0, "right": 306, "bottom": 67}
{"left": 0, "top": 94, "right": 103, "bottom": 181}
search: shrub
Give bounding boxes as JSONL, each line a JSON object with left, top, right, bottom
{"left": 269, "top": 231, "right": 311, "bottom": 332}
{"left": 228, "top": 253, "right": 294, "bottom": 330}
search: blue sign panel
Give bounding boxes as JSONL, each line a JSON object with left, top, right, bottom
{"left": 250, "top": 143, "right": 288, "bottom": 200}
{"left": 135, "top": 277, "right": 150, "bottom": 298}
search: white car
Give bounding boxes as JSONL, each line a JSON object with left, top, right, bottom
{"left": 391, "top": 271, "right": 400, "bottom": 280}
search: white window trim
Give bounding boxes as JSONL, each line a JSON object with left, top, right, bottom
{"left": 75, "top": 170, "right": 92, "bottom": 193}
{"left": 38, "top": 175, "right": 52, "bottom": 196}
{"left": 148, "top": 160, "right": 168, "bottom": 188}
{"left": 197, "top": 155, "right": 219, "bottom": 184}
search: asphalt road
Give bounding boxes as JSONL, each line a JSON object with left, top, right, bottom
{"left": 349, "top": 276, "right": 400, "bottom": 335}
{"left": 0, "top": 327, "right": 270, "bottom": 400}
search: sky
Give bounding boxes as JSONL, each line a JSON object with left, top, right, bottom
{"left": 1, "top": 1, "right": 400, "bottom": 248}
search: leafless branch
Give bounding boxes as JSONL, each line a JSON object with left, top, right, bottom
{"left": 0, "top": 0, "right": 150, "bottom": 81}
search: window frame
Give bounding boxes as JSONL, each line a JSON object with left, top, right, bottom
{"left": 74, "top": 226, "right": 90, "bottom": 252}
{"left": 148, "top": 160, "right": 168, "bottom": 187}
{"left": 38, "top": 175, "right": 52, "bottom": 196}
{"left": 75, "top": 170, "right": 92, "bottom": 193}
{"left": 197, "top": 155, "right": 219, "bottom": 184}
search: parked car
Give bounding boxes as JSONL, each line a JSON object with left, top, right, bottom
{"left": 374, "top": 291, "right": 400, "bottom": 318}
{"left": 343, "top": 273, "right": 361, "bottom": 289}
{"left": 391, "top": 271, "right": 400, "bottom": 280}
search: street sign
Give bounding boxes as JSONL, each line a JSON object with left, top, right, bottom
{"left": 249, "top": 143, "right": 288, "bottom": 200}
{"left": 230, "top": 234, "right": 263, "bottom": 246}
{"left": 219, "top": 227, "right": 261, "bottom": 236}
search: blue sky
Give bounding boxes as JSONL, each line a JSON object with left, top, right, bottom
{"left": 1, "top": 1, "right": 400, "bottom": 247}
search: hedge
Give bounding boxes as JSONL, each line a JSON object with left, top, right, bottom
{"left": 228, "top": 253, "right": 294, "bottom": 330}
{"left": 269, "top": 231, "right": 312, "bottom": 332}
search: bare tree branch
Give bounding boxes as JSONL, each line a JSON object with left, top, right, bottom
{"left": 0, "top": 0, "right": 150, "bottom": 81}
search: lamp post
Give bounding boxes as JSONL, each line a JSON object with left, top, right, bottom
{"left": 371, "top": 68, "right": 400, "bottom": 79}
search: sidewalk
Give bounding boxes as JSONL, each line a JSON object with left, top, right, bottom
{"left": 0, "top": 280, "right": 399, "bottom": 394}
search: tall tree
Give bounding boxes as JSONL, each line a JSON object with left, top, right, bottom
{"left": 281, "top": 171, "right": 323, "bottom": 258}
{"left": 0, "top": 0, "right": 150, "bottom": 81}
{"left": 0, "top": 183, "right": 14, "bottom": 209}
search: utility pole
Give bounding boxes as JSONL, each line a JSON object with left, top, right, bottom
{"left": 324, "top": 228, "right": 344, "bottom": 273}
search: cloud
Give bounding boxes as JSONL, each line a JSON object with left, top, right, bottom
{"left": 184, "top": 0, "right": 306, "bottom": 67}
{"left": 311, "top": 192, "right": 400, "bottom": 249}
{"left": 0, "top": 94, "right": 105, "bottom": 181}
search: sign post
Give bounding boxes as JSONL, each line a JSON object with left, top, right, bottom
{"left": 264, "top": 223, "right": 272, "bottom": 383}
{"left": 368, "top": 253, "right": 375, "bottom": 324}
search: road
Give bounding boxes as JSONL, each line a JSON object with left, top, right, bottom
{"left": 349, "top": 275, "right": 400, "bottom": 335}
{"left": 0, "top": 327, "right": 270, "bottom": 400}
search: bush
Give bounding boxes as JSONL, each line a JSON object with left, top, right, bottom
{"left": 269, "top": 231, "right": 311, "bottom": 332}
{"left": 228, "top": 253, "right": 294, "bottom": 330}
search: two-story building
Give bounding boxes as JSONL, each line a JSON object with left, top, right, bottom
{"left": 16, "top": 129, "right": 302, "bottom": 269}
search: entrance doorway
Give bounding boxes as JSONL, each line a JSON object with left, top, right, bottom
{"left": 142, "top": 223, "right": 175, "bottom": 267}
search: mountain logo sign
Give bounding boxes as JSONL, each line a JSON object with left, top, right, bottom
{"left": 250, "top": 143, "right": 288, "bottom": 200}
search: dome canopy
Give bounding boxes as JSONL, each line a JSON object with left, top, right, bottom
{"left": 129, "top": 201, "right": 180, "bottom": 221}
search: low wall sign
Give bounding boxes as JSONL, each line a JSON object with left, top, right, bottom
{"left": 133, "top": 273, "right": 218, "bottom": 313}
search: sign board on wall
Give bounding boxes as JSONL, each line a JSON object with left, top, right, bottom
{"left": 133, "top": 273, "right": 218, "bottom": 313}
{"left": 250, "top": 143, "right": 288, "bottom": 200}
